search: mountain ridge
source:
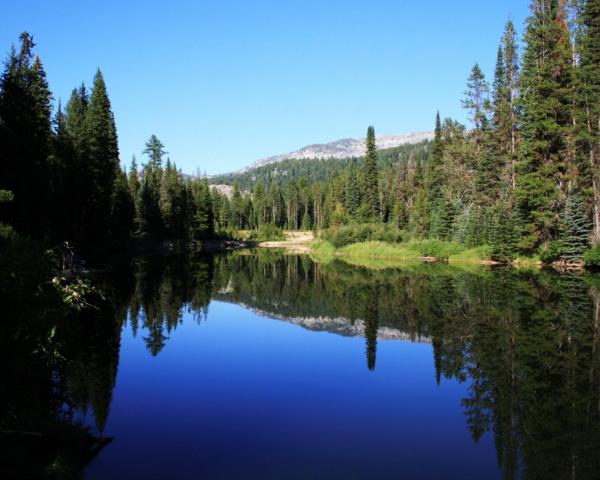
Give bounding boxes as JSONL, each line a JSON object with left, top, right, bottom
{"left": 224, "top": 131, "right": 433, "bottom": 175}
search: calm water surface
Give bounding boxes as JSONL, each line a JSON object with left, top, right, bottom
{"left": 4, "top": 251, "right": 600, "bottom": 479}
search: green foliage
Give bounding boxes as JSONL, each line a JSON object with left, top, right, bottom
{"left": 583, "top": 244, "right": 600, "bottom": 267}
{"left": 361, "top": 126, "right": 380, "bottom": 220}
{"left": 190, "top": 178, "right": 214, "bottom": 240}
{"left": 248, "top": 223, "right": 285, "bottom": 242}
{"left": 143, "top": 134, "right": 167, "bottom": 169}
{"left": 539, "top": 241, "right": 563, "bottom": 264}
{"left": 0, "top": 32, "right": 52, "bottom": 238}
{"left": 490, "top": 205, "right": 517, "bottom": 263}
{"left": 416, "top": 240, "right": 464, "bottom": 260}
{"left": 560, "top": 193, "right": 591, "bottom": 262}
{"left": 84, "top": 69, "right": 120, "bottom": 244}
{"left": 321, "top": 223, "right": 405, "bottom": 248}
{"left": 301, "top": 211, "right": 311, "bottom": 230}
{"left": 516, "top": 0, "right": 574, "bottom": 249}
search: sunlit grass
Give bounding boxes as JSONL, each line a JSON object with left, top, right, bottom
{"left": 310, "top": 238, "right": 541, "bottom": 269}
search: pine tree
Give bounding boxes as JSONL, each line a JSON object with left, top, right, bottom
{"left": 253, "top": 181, "right": 267, "bottom": 227}
{"left": 575, "top": 0, "right": 600, "bottom": 242}
{"left": 560, "top": 192, "right": 591, "bottom": 262}
{"left": 136, "top": 169, "right": 162, "bottom": 240}
{"left": 128, "top": 155, "right": 140, "bottom": 200}
{"left": 427, "top": 112, "right": 444, "bottom": 208}
{"left": 392, "top": 160, "right": 408, "bottom": 228}
{"left": 231, "top": 181, "right": 243, "bottom": 229}
{"left": 430, "top": 196, "right": 455, "bottom": 241}
{"left": 63, "top": 84, "right": 90, "bottom": 242}
{"left": 463, "top": 63, "right": 491, "bottom": 132}
{"left": 269, "top": 181, "right": 285, "bottom": 226}
{"left": 84, "top": 69, "right": 119, "bottom": 244}
{"left": 490, "top": 204, "right": 517, "bottom": 263}
{"left": 143, "top": 134, "right": 166, "bottom": 170}
{"left": 463, "top": 63, "right": 500, "bottom": 206}
{"left": 49, "top": 102, "right": 74, "bottom": 239}
{"left": 496, "top": 20, "right": 520, "bottom": 191}
{"left": 516, "top": 0, "right": 575, "bottom": 250}
{"left": 191, "top": 178, "right": 214, "bottom": 240}
{"left": 0, "top": 33, "right": 52, "bottom": 238}
{"left": 111, "top": 167, "right": 135, "bottom": 242}
{"left": 160, "top": 160, "right": 188, "bottom": 239}
{"left": 344, "top": 164, "right": 361, "bottom": 219}
{"left": 362, "top": 126, "right": 380, "bottom": 220}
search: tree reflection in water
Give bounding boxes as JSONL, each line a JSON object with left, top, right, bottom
{"left": 3, "top": 250, "right": 600, "bottom": 479}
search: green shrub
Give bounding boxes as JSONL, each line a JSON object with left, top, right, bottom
{"left": 539, "top": 241, "right": 562, "bottom": 264}
{"left": 249, "top": 224, "right": 285, "bottom": 242}
{"left": 416, "top": 240, "right": 464, "bottom": 260}
{"left": 583, "top": 244, "right": 600, "bottom": 268}
{"left": 321, "top": 224, "right": 405, "bottom": 248}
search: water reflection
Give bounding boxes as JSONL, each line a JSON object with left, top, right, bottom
{"left": 3, "top": 250, "right": 600, "bottom": 479}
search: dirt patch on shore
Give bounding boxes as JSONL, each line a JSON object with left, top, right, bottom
{"left": 259, "top": 231, "right": 314, "bottom": 253}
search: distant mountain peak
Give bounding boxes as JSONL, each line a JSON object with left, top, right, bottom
{"left": 238, "top": 131, "right": 433, "bottom": 173}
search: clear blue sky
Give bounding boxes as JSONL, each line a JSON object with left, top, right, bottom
{"left": 2, "top": 0, "right": 529, "bottom": 175}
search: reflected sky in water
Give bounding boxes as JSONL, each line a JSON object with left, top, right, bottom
{"left": 89, "top": 300, "right": 496, "bottom": 480}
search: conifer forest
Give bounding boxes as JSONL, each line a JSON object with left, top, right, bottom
{"left": 3, "top": 1, "right": 600, "bottom": 479}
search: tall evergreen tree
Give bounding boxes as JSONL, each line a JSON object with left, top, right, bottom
{"left": 191, "top": 178, "right": 214, "bottom": 240}
{"left": 344, "top": 164, "right": 361, "bottom": 219}
{"left": 128, "top": 155, "right": 140, "bottom": 200}
{"left": 463, "top": 63, "right": 491, "bottom": 132}
{"left": 0, "top": 32, "right": 52, "bottom": 238}
{"left": 501, "top": 20, "right": 520, "bottom": 190}
{"left": 515, "top": 0, "right": 575, "bottom": 250}
{"left": 111, "top": 167, "right": 135, "bottom": 242}
{"left": 560, "top": 192, "right": 591, "bottom": 262}
{"left": 143, "top": 134, "right": 166, "bottom": 170}
{"left": 231, "top": 181, "right": 243, "bottom": 229}
{"left": 136, "top": 168, "right": 162, "bottom": 240}
{"left": 575, "top": 0, "right": 600, "bottom": 242}
{"left": 63, "top": 84, "right": 90, "bottom": 242}
{"left": 426, "top": 112, "right": 444, "bottom": 209}
{"left": 84, "top": 69, "right": 119, "bottom": 244}
{"left": 490, "top": 204, "right": 517, "bottom": 263}
{"left": 362, "top": 126, "right": 380, "bottom": 220}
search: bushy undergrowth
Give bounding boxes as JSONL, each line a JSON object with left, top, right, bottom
{"left": 539, "top": 241, "right": 563, "bottom": 264}
{"left": 415, "top": 240, "right": 465, "bottom": 260}
{"left": 313, "top": 236, "right": 499, "bottom": 263}
{"left": 584, "top": 244, "right": 600, "bottom": 268}
{"left": 320, "top": 224, "right": 405, "bottom": 248}
{"left": 247, "top": 223, "right": 285, "bottom": 242}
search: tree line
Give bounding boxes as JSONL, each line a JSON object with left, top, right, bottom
{"left": 0, "top": 32, "right": 216, "bottom": 253}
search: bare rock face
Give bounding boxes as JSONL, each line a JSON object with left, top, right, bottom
{"left": 239, "top": 131, "right": 433, "bottom": 172}
{"left": 209, "top": 184, "right": 235, "bottom": 199}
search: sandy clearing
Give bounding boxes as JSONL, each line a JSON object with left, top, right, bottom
{"left": 258, "top": 231, "right": 314, "bottom": 253}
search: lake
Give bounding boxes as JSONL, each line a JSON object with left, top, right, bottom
{"left": 4, "top": 250, "right": 600, "bottom": 479}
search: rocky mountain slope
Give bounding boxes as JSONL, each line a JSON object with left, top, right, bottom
{"left": 238, "top": 131, "right": 433, "bottom": 173}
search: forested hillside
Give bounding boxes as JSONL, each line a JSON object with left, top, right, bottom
{"left": 210, "top": 141, "right": 431, "bottom": 190}
{"left": 208, "top": 0, "right": 600, "bottom": 265}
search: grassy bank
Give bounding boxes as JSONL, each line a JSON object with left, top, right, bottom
{"left": 310, "top": 239, "right": 541, "bottom": 268}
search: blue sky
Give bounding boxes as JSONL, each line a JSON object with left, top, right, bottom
{"left": 2, "top": 0, "right": 529, "bottom": 174}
